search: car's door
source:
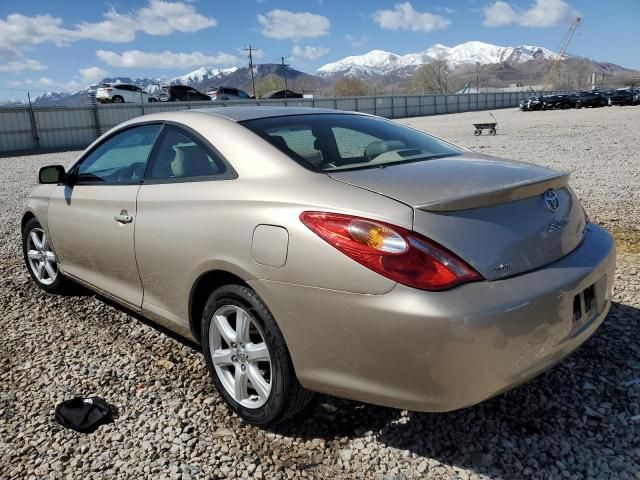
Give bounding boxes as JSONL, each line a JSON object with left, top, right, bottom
{"left": 188, "top": 87, "right": 205, "bottom": 101}
{"left": 135, "top": 124, "right": 235, "bottom": 325}
{"left": 47, "top": 124, "right": 163, "bottom": 308}
{"left": 115, "top": 85, "right": 132, "bottom": 103}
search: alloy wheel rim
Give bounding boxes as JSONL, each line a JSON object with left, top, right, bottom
{"left": 209, "top": 305, "right": 272, "bottom": 408}
{"left": 26, "top": 228, "right": 57, "bottom": 286}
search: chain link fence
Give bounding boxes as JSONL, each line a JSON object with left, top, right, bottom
{"left": 0, "top": 91, "right": 562, "bottom": 153}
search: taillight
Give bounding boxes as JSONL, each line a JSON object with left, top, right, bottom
{"left": 300, "top": 212, "right": 482, "bottom": 291}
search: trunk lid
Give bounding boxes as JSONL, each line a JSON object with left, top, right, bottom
{"left": 328, "top": 154, "right": 587, "bottom": 281}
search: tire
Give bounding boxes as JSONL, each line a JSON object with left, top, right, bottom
{"left": 474, "top": 129, "right": 481, "bottom": 136}
{"left": 22, "top": 217, "right": 71, "bottom": 294}
{"left": 489, "top": 128, "right": 496, "bottom": 136}
{"left": 201, "top": 284, "right": 313, "bottom": 425}
{"left": 112, "top": 96, "right": 124, "bottom": 103}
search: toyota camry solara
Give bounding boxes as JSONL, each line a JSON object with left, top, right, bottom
{"left": 22, "top": 107, "right": 615, "bottom": 425}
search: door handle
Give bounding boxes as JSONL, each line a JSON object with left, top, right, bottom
{"left": 114, "top": 210, "right": 133, "bottom": 224}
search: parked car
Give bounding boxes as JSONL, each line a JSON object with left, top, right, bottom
{"left": 596, "top": 89, "right": 615, "bottom": 106}
{"left": 519, "top": 96, "right": 543, "bottom": 111}
{"left": 96, "top": 83, "right": 155, "bottom": 104}
{"left": 575, "top": 91, "right": 604, "bottom": 108}
{"left": 542, "top": 95, "right": 572, "bottom": 110}
{"left": 159, "top": 85, "right": 210, "bottom": 102}
{"left": 261, "top": 90, "right": 304, "bottom": 99}
{"left": 608, "top": 88, "right": 639, "bottom": 106}
{"left": 567, "top": 93, "right": 581, "bottom": 108}
{"left": 24, "top": 107, "right": 615, "bottom": 426}
{"left": 206, "top": 87, "right": 251, "bottom": 101}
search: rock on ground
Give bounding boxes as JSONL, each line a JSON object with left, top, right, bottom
{"left": 1, "top": 106, "right": 639, "bottom": 479}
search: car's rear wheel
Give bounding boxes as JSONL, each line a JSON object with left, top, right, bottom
{"left": 22, "top": 217, "right": 71, "bottom": 294}
{"left": 201, "top": 284, "right": 313, "bottom": 425}
{"left": 112, "top": 96, "right": 124, "bottom": 103}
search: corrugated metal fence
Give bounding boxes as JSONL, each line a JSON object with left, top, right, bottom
{"left": 0, "top": 91, "right": 559, "bottom": 153}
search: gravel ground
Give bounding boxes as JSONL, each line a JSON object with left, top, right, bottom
{"left": 1, "top": 106, "right": 639, "bottom": 480}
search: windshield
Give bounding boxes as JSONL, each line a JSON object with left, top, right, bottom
{"left": 241, "top": 114, "right": 463, "bottom": 172}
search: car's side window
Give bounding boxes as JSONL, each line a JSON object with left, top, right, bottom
{"left": 147, "top": 126, "right": 228, "bottom": 180}
{"left": 76, "top": 125, "right": 162, "bottom": 184}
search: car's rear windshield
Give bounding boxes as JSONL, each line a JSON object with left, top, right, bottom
{"left": 241, "top": 114, "right": 463, "bottom": 172}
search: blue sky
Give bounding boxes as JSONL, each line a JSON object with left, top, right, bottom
{"left": 0, "top": 0, "right": 638, "bottom": 98}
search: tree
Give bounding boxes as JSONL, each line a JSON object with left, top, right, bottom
{"left": 292, "top": 75, "right": 320, "bottom": 95}
{"left": 255, "top": 74, "right": 284, "bottom": 98}
{"left": 409, "top": 54, "right": 452, "bottom": 94}
{"left": 332, "top": 76, "right": 368, "bottom": 97}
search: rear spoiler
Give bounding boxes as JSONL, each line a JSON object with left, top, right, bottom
{"left": 416, "top": 171, "right": 570, "bottom": 212}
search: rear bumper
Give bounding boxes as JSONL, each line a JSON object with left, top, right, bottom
{"left": 250, "top": 224, "right": 615, "bottom": 411}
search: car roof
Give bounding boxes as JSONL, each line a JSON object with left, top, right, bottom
{"left": 191, "top": 106, "right": 357, "bottom": 122}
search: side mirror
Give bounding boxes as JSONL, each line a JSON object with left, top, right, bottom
{"left": 39, "top": 165, "right": 66, "bottom": 184}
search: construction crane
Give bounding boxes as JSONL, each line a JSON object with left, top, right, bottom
{"left": 543, "top": 16, "right": 582, "bottom": 89}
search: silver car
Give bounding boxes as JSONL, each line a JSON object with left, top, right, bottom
{"left": 22, "top": 107, "right": 615, "bottom": 425}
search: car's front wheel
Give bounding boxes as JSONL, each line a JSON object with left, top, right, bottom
{"left": 201, "top": 284, "right": 313, "bottom": 425}
{"left": 22, "top": 217, "right": 71, "bottom": 294}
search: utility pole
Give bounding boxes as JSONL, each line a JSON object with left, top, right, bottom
{"left": 242, "top": 45, "right": 257, "bottom": 98}
{"left": 280, "top": 56, "right": 289, "bottom": 98}
{"left": 475, "top": 62, "right": 480, "bottom": 93}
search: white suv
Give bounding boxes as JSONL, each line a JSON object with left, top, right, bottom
{"left": 96, "top": 83, "right": 156, "bottom": 104}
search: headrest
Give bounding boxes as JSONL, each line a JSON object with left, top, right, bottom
{"left": 364, "top": 140, "right": 407, "bottom": 161}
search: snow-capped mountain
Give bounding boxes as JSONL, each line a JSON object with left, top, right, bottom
{"left": 26, "top": 64, "right": 306, "bottom": 106}
{"left": 171, "top": 66, "right": 239, "bottom": 85}
{"left": 317, "top": 41, "right": 565, "bottom": 78}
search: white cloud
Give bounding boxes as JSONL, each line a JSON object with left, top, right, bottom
{"left": 345, "top": 34, "right": 367, "bottom": 48}
{"left": 0, "top": 1, "right": 216, "bottom": 55}
{"left": 79, "top": 67, "right": 108, "bottom": 84}
{"left": 373, "top": 2, "right": 450, "bottom": 32}
{"left": 483, "top": 0, "right": 574, "bottom": 28}
{"left": 9, "top": 77, "right": 53, "bottom": 86}
{"left": 483, "top": 2, "right": 519, "bottom": 26}
{"left": 292, "top": 45, "right": 329, "bottom": 61}
{"left": 37, "top": 76, "right": 55, "bottom": 86}
{"left": 0, "top": 14, "right": 75, "bottom": 50}
{"left": 0, "top": 58, "right": 46, "bottom": 73}
{"left": 73, "top": 10, "right": 138, "bottom": 43}
{"left": 96, "top": 50, "right": 241, "bottom": 69}
{"left": 136, "top": 0, "right": 217, "bottom": 35}
{"left": 257, "top": 10, "right": 330, "bottom": 39}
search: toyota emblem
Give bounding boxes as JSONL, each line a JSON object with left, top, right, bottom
{"left": 543, "top": 189, "right": 560, "bottom": 211}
